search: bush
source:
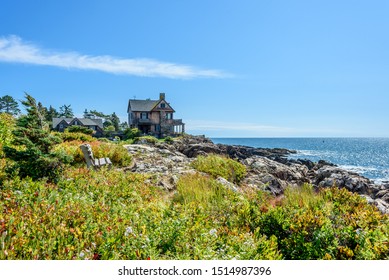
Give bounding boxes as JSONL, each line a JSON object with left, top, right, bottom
{"left": 256, "top": 185, "right": 389, "bottom": 260}
{"left": 65, "top": 125, "right": 94, "bottom": 135}
{"left": 191, "top": 154, "right": 247, "bottom": 184}
{"left": 0, "top": 113, "right": 15, "bottom": 149}
{"left": 134, "top": 136, "right": 158, "bottom": 145}
{"left": 59, "top": 132, "right": 95, "bottom": 142}
{"left": 163, "top": 136, "right": 174, "bottom": 144}
{"left": 3, "top": 127, "right": 71, "bottom": 182}
{"left": 53, "top": 141, "right": 132, "bottom": 167}
{"left": 123, "top": 128, "right": 141, "bottom": 140}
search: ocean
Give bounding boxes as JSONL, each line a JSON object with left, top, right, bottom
{"left": 211, "top": 138, "right": 389, "bottom": 183}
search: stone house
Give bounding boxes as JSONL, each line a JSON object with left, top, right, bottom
{"left": 52, "top": 117, "right": 104, "bottom": 137}
{"left": 127, "top": 93, "right": 185, "bottom": 137}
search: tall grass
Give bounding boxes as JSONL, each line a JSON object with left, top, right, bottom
{"left": 191, "top": 154, "right": 247, "bottom": 184}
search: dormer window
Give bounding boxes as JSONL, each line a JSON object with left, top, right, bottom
{"left": 160, "top": 103, "right": 166, "bottom": 108}
{"left": 74, "top": 120, "right": 78, "bottom": 125}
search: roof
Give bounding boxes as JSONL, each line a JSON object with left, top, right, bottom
{"left": 128, "top": 99, "right": 159, "bottom": 112}
{"left": 52, "top": 117, "right": 103, "bottom": 129}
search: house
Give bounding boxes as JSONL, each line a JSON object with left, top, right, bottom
{"left": 52, "top": 117, "right": 104, "bottom": 137}
{"left": 127, "top": 93, "right": 185, "bottom": 137}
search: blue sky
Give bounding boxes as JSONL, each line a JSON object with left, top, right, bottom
{"left": 1, "top": 0, "right": 388, "bottom": 137}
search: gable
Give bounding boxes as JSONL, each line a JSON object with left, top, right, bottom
{"left": 151, "top": 99, "right": 175, "bottom": 112}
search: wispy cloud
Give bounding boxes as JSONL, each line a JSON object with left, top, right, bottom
{"left": 0, "top": 35, "right": 229, "bottom": 79}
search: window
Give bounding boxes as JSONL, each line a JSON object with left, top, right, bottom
{"left": 141, "top": 112, "right": 148, "bottom": 119}
{"left": 166, "top": 113, "right": 173, "bottom": 120}
{"left": 74, "top": 120, "right": 78, "bottom": 125}
{"left": 160, "top": 103, "right": 166, "bottom": 108}
{"left": 59, "top": 124, "right": 63, "bottom": 129}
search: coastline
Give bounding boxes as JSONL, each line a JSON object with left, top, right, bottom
{"left": 127, "top": 135, "right": 389, "bottom": 214}
{"left": 211, "top": 137, "right": 389, "bottom": 184}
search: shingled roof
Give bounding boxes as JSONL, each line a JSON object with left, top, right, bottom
{"left": 128, "top": 99, "right": 159, "bottom": 112}
{"left": 52, "top": 118, "right": 103, "bottom": 129}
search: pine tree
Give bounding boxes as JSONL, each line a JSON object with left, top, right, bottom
{"left": 111, "top": 112, "right": 120, "bottom": 131}
{"left": 59, "top": 104, "right": 74, "bottom": 118}
{"left": 3, "top": 93, "right": 70, "bottom": 182}
{"left": 0, "top": 95, "right": 21, "bottom": 116}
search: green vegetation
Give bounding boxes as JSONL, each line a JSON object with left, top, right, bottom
{"left": 134, "top": 135, "right": 159, "bottom": 144}
{"left": 0, "top": 94, "right": 388, "bottom": 260}
{"left": 123, "top": 128, "right": 141, "bottom": 140}
{"left": 65, "top": 125, "right": 94, "bottom": 135}
{"left": 191, "top": 154, "right": 247, "bottom": 184}
{"left": 255, "top": 184, "right": 389, "bottom": 259}
{"left": 3, "top": 94, "right": 71, "bottom": 182}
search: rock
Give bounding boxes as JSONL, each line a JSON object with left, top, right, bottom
{"left": 361, "top": 195, "right": 375, "bottom": 204}
{"left": 216, "top": 177, "right": 238, "bottom": 193}
{"left": 374, "top": 199, "right": 389, "bottom": 214}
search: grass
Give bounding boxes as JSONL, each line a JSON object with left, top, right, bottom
{"left": 191, "top": 154, "right": 247, "bottom": 184}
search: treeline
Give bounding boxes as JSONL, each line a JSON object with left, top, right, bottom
{"left": 0, "top": 93, "right": 127, "bottom": 132}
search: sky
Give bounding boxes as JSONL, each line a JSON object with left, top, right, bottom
{"left": 0, "top": 0, "right": 388, "bottom": 137}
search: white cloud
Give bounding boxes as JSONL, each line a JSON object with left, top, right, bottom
{"left": 0, "top": 35, "right": 229, "bottom": 79}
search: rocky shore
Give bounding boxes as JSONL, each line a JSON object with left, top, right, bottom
{"left": 124, "top": 135, "right": 389, "bottom": 214}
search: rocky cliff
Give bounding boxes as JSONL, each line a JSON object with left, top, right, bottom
{"left": 125, "top": 135, "right": 389, "bottom": 214}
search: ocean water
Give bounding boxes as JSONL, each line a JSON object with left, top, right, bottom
{"left": 211, "top": 138, "right": 389, "bottom": 183}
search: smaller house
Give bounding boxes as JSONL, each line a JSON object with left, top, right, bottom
{"left": 52, "top": 117, "right": 104, "bottom": 137}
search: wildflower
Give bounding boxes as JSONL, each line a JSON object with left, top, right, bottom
{"left": 79, "top": 252, "right": 85, "bottom": 258}
{"left": 124, "top": 226, "right": 133, "bottom": 237}
{"left": 209, "top": 228, "right": 217, "bottom": 237}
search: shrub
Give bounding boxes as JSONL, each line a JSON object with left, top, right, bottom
{"left": 256, "top": 185, "right": 389, "bottom": 260}
{"left": 3, "top": 127, "right": 71, "bottom": 182}
{"left": 59, "top": 131, "right": 95, "bottom": 142}
{"left": 123, "top": 128, "right": 141, "bottom": 140}
{"left": 134, "top": 136, "right": 158, "bottom": 145}
{"left": 65, "top": 125, "right": 94, "bottom": 135}
{"left": 191, "top": 154, "right": 247, "bottom": 184}
{"left": 163, "top": 136, "right": 174, "bottom": 144}
{"left": 0, "top": 113, "right": 15, "bottom": 149}
{"left": 53, "top": 141, "right": 132, "bottom": 167}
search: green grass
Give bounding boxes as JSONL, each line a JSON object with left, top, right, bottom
{"left": 191, "top": 154, "right": 247, "bottom": 184}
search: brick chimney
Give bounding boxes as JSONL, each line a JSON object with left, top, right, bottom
{"left": 159, "top": 92, "right": 165, "bottom": 100}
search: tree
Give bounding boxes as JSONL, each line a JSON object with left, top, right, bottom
{"left": 119, "top": 121, "right": 129, "bottom": 131}
{"left": 3, "top": 93, "right": 70, "bottom": 182}
{"left": 17, "top": 93, "right": 48, "bottom": 130}
{"left": 59, "top": 104, "right": 74, "bottom": 118}
{"left": 89, "top": 110, "right": 108, "bottom": 119}
{"left": 0, "top": 95, "right": 20, "bottom": 116}
{"left": 45, "top": 105, "right": 59, "bottom": 122}
{"left": 111, "top": 112, "right": 120, "bottom": 131}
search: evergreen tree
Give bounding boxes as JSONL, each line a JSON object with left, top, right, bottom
{"left": 111, "top": 112, "right": 120, "bottom": 131}
{"left": 59, "top": 104, "right": 74, "bottom": 118}
{"left": 45, "top": 105, "right": 60, "bottom": 122}
{"left": 3, "top": 93, "right": 70, "bottom": 182}
{"left": 18, "top": 93, "right": 48, "bottom": 130}
{"left": 0, "top": 95, "right": 21, "bottom": 115}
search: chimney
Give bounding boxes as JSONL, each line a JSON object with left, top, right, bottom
{"left": 159, "top": 92, "right": 165, "bottom": 100}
